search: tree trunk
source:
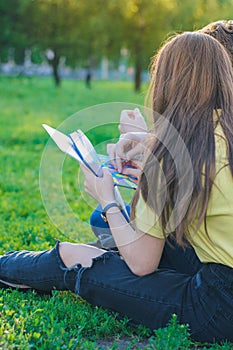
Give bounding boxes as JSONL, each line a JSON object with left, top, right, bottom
{"left": 134, "top": 62, "right": 142, "bottom": 92}
{"left": 51, "top": 56, "right": 61, "bottom": 87}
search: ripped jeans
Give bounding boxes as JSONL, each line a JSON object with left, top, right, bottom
{"left": 1, "top": 240, "right": 233, "bottom": 343}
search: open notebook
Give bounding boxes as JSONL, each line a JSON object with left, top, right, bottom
{"left": 42, "top": 124, "right": 138, "bottom": 220}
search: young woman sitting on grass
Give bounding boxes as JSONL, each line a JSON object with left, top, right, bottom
{"left": 1, "top": 32, "right": 233, "bottom": 343}
{"left": 90, "top": 19, "right": 233, "bottom": 250}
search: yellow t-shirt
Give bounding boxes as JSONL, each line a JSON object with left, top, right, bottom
{"left": 135, "top": 123, "right": 233, "bottom": 268}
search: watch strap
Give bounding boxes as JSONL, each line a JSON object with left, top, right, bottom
{"left": 101, "top": 202, "right": 122, "bottom": 222}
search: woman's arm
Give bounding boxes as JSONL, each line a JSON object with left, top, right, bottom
{"left": 105, "top": 205, "right": 165, "bottom": 276}
{"left": 82, "top": 166, "right": 165, "bottom": 276}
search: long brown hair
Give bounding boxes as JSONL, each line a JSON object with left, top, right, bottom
{"left": 131, "top": 32, "right": 233, "bottom": 246}
{"left": 200, "top": 20, "right": 233, "bottom": 66}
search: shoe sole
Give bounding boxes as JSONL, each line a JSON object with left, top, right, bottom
{"left": 0, "top": 278, "right": 31, "bottom": 290}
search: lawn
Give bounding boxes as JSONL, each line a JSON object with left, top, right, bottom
{"left": 0, "top": 76, "right": 232, "bottom": 349}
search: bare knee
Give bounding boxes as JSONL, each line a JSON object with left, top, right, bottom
{"left": 59, "top": 241, "right": 106, "bottom": 268}
{"left": 59, "top": 242, "right": 75, "bottom": 267}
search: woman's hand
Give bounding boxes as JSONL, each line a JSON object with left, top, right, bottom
{"left": 119, "top": 108, "right": 148, "bottom": 134}
{"left": 81, "top": 165, "right": 115, "bottom": 207}
{"left": 121, "top": 159, "right": 143, "bottom": 179}
{"left": 107, "top": 132, "right": 147, "bottom": 172}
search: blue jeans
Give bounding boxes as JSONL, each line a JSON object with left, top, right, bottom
{"left": 90, "top": 204, "right": 131, "bottom": 249}
{"left": 1, "top": 240, "right": 233, "bottom": 343}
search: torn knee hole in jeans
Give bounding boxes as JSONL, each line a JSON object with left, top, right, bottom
{"left": 56, "top": 239, "right": 116, "bottom": 293}
{"left": 72, "top": 251, "right": 115, "bottom": 295}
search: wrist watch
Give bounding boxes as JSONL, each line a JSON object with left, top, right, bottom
{"left": 101, "top": 202, "right": 122, "bottom": 222}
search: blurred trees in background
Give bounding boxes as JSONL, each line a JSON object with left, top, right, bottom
{"left": 0, "top": 0, "right": 232, "bottom": 90}
{"left": 0, "top": 0, "right": 27, "bottom": 63}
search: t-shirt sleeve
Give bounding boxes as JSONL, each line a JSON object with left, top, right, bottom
{"left": 134, "top": 193, "right": 165, "bottom": 239}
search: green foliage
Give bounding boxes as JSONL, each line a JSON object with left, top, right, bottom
{"left": 0, "top": 290, "right": 136, "bottom": 349}
{"left": 0, "top": 76, "right": 146, "bottom": 252}
{"left": 148, "top": 314, "right": 192, "bottom": 350}
{"left": 0, "top": 77, "right": 232, "bottom": 349}
{"left": 0, "top": 0, "right": 27, "bottom": 63}
{"left": 147, "top": 314, "right": 233, "bottom": 350}
{"left": 1, "top": 0, "right": 233, "bottom": 88}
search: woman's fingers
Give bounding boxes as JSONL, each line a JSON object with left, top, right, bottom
{"left": 125, "top": 143, "right": 144, "bottom": 160}
{"left": 106, "top": 143, "right": 126, "bottom": 172}
{"left": 122, "top": 167, "right": 141, "bottom": 178}
{"left": 107, "top": 143, "right": 117, "bottom": 168}
{"left": 81, "top": 165, "right": 115, "bottom": 205}
{"left": 119, "top": 108, "right": 148, "bottom": 133}
{"left": 107, "top": 132, "right": 147, "bottom": 172}
{"left": 122, "top": 159, "right": 143, "bottom": 179}
{"left": 107, "top": 137, "right": 130, "bottom": 172}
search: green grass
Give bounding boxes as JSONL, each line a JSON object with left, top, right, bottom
{"left": 0, "top": 76, "right": 232, "bottom": 349}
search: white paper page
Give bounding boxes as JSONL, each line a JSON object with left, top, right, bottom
{"left": 43, "top": 124, "right": 130, "bottom": 222}
{"left": 42, "top": 124, "right": 84, "bottom": 163}
{"left": 69, "top": 130, "right": 102, "bottom": 176}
